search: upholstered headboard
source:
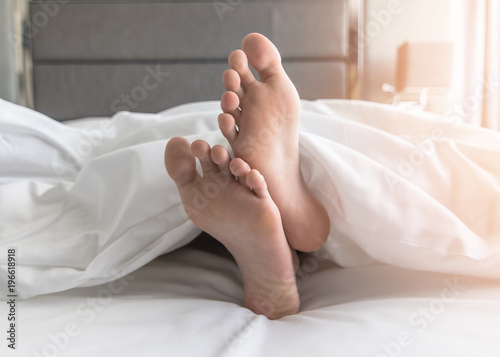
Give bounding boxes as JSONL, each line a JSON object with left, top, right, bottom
{"left": 30, "top": 0, "right": 362, "bottom": 120}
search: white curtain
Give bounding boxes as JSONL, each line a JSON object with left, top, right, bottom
{"left": 454, "top": 0, "right": 500, "bottom": 130}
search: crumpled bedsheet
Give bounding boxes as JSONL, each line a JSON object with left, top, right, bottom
{"left": 0, "top": 99, "right": 499, "bottom": 299}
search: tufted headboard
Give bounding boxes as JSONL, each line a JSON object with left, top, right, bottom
{"left": 29, "top": 0, "right": 362, "bottom": 120}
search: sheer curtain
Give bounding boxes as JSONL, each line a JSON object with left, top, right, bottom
{"left": 454, "top": 0, "right": 500, "bottom": 130}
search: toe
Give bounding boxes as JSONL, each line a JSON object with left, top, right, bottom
{"left": 211, "top": 145, "right": 231, "bottom": 172}
{"left": 222, "top": 69, "right": 243, "bottom": 98}
{"left": 229, "top": 157, "right": 251, "bottom": 187}
{"left": 218, "top": 113, "right": 238, "bottom": 143}
{"left": 165, "top": 137, "right": 200, "bottom": 187}
{"left": 221, "top": 91, "right": 241, "bottom": 123}
{"left": 241, "top": 33, "right": 283, "bottom": 82}
{"left": 191, "top": 140, "right": 218, "bottom": 174}
{"left": 228, "top": 49, "right": 256, "bottom": 88}
{"left": 246, "top": 169, "right": 270, "bottom": 199}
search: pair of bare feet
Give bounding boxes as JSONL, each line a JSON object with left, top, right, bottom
{"left": 165, "top": 33, "right": 330, "bottom": 319}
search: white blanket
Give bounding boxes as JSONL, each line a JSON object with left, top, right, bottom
{"left": 1, "top": 99, "right": 499, "bottom": 299}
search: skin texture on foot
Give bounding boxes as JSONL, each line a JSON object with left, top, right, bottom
{"left": 219, "top": 33, "right": 330, "bottom": 252}
{"left": 164, "top": 137, "right": 299, "bottom": 319}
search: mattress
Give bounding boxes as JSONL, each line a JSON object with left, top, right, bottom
{"left": 1, "top": 99, "right": 500, "bottom": 356}
{"left": 3, "top": 243, "right": 500, "bottom": 356}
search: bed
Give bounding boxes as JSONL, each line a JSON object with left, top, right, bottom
{"left": 29, "top": 0, "right": 360, "bottom": 120}
{"left": 2, "top": 0, "right": 500, "bottom": 356}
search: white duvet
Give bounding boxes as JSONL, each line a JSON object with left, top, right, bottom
{"left": 1, "top": 99, "right": 500, "bottom": 300}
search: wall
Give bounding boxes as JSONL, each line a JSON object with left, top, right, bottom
{"left": 362, "top": 0, "right": 455, "bottom": 114}
{"left": 0, "top": 0, "right": 17, "bottom": 102}
{"left": 0, "top": 0, "right": 30, "bottom": 105}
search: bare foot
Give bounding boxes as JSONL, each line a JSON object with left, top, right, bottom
{"left": 219, "top": 33, "right": 330, "bottom": 252}
{"left": 164, "top": 137, "right": 299, "bottom": 319}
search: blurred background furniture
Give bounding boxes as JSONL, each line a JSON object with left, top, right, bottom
{"left": 28, "top": 0, "right": 363, "bottom": 120}
{"left": 382, "top": 42, "right": 454, "bottom": 111}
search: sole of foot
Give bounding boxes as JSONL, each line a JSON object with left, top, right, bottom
{"left": 219, "top": 33, "right": 330, "bottom": 252}
{"left": 165, "top": 137, "right": 300, "bottom": 319}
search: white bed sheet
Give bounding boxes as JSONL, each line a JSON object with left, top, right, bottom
{"left": 1, "top": 99, "right": 500, "bottom": 300}
{"left": 1, "top": 98, "right": 500, "bottom": 356}
{"left": 2, "top": 244, "right": 500, "bottom": 357}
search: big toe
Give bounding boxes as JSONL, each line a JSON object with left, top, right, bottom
{"left": 165, "top": 137, "right": 200, "bottom": 187}
{"left": 241, "top": 33, "right": 283, "bottom": 81}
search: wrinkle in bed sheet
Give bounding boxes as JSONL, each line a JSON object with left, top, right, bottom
{"left": 0, "top": 99, "right": 499, "bottom": 299}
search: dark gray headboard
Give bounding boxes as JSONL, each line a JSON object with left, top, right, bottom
{"left": 30, "top": 0, "right": 361, "bottom": 120}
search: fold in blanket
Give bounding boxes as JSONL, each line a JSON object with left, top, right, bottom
{"left": 0, "top": 99, "right": 499, "bottom": 299}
